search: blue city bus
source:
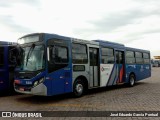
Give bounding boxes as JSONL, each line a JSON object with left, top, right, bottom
{"left": 14, "top": 33, "right": 151, "bottom": 97}
{"left": 0, "top": 41, "right": 19, "bottom": 93}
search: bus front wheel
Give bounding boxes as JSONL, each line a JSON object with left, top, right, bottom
{"left": 73, "top": 79, "right": 85, "bottom": 97}
{"left": 129, "top": 74, "right": 135, "bottom": 87}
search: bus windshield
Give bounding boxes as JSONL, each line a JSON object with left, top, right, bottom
{"left": 21, "top": 45, "right": 44, "bottom": 71}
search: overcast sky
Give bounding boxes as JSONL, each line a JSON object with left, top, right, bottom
{"left": 0, "top": 0, "right": 160, "bottom": 58}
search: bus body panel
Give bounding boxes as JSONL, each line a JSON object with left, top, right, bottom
{"left": 100, "top": 64, "right": 114, "bottom": 87}
{"left": 0, "top": 41, "right": 18, "bottom": 92}
{"left": 100, "top": 63, "right": 125, "bottom": 87}
{"left": 46, "top": 36, "right": 73, "bottom": 95}
{"left": 72, "top": 66, "right": 89, "bottom": 87}
{"left": 0, "top": 47, "right": 8, "bottom": 90}
{"left": 98, "top": 42, "right": 126, "bottom": 87}
{"left": 46, "top": 66, "right": 72, "bottom": 96}
{"left": 125, "top": 47, "right": 151, "bottom": 83}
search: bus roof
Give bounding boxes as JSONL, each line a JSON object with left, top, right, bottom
{"left": 43, "top": 33, "right": 98, "bottom": 44}
{"left": 0, "top": 41, "right": 17, "bottom": 46}
{"left": 20, "top": 33, "right": 99, "bottom": 45}
{"left": 18, "top": 33, "right": 150, "bottom": 53}
{"left": 125, "top": 47, "right": 150, "bottom": 53}
{"left": 94, "top": 40, "right": 125, "bottom": 48}
{"left": 19, "top": 33, "right": 71, "bottom": 40}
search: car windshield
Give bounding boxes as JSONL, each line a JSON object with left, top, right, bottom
{"left": 21, "top": 45, "right": 44, "bottom": 71}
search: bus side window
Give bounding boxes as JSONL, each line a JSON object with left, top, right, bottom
{"left": 9, "top": 47, "right": 17, "bottom": 65}
{"left": 50, "top": 46, "right": 68, "bottom": 63}
{"left": 48, "top": 45, "right": 69, "bottom": 73}
{"left": 101, "top": 47, "right": 114, "bottom": 64}
{"left": 0, "top": 47, "right": 4, "bottom": 67}
{"left": 135, "top": 52, "right": 143, "bottom": 64}
{"left": 126, "top": 51, "right": 135, "bottom": 64}
{"left": 72, "top": 43, "right": 88, "bottom": 64}
{"left": 143, "top": 53, "right": 150, "bottom": 64}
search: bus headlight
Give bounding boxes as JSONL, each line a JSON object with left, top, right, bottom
{"left": 33, "top": 81, "right": 39, "bottom": 87}
{"left": 33, "top": 78, "right": 45, "bottom": 87}
{"left": 39, "top": 78, "right": 44, "bottom": 83}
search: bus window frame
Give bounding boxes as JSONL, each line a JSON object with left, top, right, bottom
{"left": 47, "top": 38, "right": 69, "bottom": 73}
{"left": 49, "top": 45, "right": 69, "bottom": 64}
{"left": 125, "top": 50, "right": 136, "bottom": 64}
{"left": 101, "top": 47, "right": 115, "bottom": 64}
{"left": 72, "top": 43, "right": 88, "bottom": 64}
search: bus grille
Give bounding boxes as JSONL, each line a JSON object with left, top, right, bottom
{"left": 15, "top": 72, "right": 38, "bottom": 79}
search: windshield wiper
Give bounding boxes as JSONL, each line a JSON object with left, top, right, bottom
{"left": 26, "top": 44, "right": 35, "bottom": 66}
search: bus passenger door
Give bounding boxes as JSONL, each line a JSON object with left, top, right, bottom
{"left": 89, "top": 48, "right": 99, "bottom": 87}
{"left": 116, "top": 51, "right": 125, "bottom": 83}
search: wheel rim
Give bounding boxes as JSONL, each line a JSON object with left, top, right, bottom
{"left": 130, "top": 77, "right": 134, "bottom": 86}
{"left": 75, "top": 83, "right": 83, "bottom": 94}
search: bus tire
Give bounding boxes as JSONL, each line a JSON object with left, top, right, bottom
{"left": 73, "top": 79, "right": 85, "bottom": 97}
{"left": 129, "top": 74, "right": 135, "bottom": 87}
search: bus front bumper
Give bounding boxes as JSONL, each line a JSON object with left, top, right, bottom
{"left": 14, "top": 83, "right": 47, "bottom": 96}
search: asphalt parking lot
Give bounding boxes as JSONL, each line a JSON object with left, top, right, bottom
{"left": 0, "top": 67, "right": 160, "bottom": 120}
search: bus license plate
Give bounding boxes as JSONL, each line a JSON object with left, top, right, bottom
{"left": 19, "top": 88, "right": 24, "bottom": 91}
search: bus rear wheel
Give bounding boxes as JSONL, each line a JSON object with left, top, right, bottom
{"left": 73, "top": 79, "right": 85, "bottom": 97}
{"left": 129, "top": 74, "right": 135, "bottom": 87}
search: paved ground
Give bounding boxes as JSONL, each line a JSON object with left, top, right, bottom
{"left": 0, "top": 67, "right": 160, "bottom": 120}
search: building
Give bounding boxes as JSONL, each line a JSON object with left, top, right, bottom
{"left": 154, "top": 56, "right": 160, "bottom": 60}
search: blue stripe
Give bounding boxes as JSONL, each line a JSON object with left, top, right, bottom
{"left": 112, "top": 65, "right": 119, "bottom": 85}
{"left": 106, "top": 64, "right": 115, "bottom": 86}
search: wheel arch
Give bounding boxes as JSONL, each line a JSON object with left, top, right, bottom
{"left": 129, "top": 72, "right": 136, "bottom": 81}
{"left": 127, "top": 72, "right": 136, "bottom": 87}
{"left": 73, "top": 75, "right": 88, "bottom": 90}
